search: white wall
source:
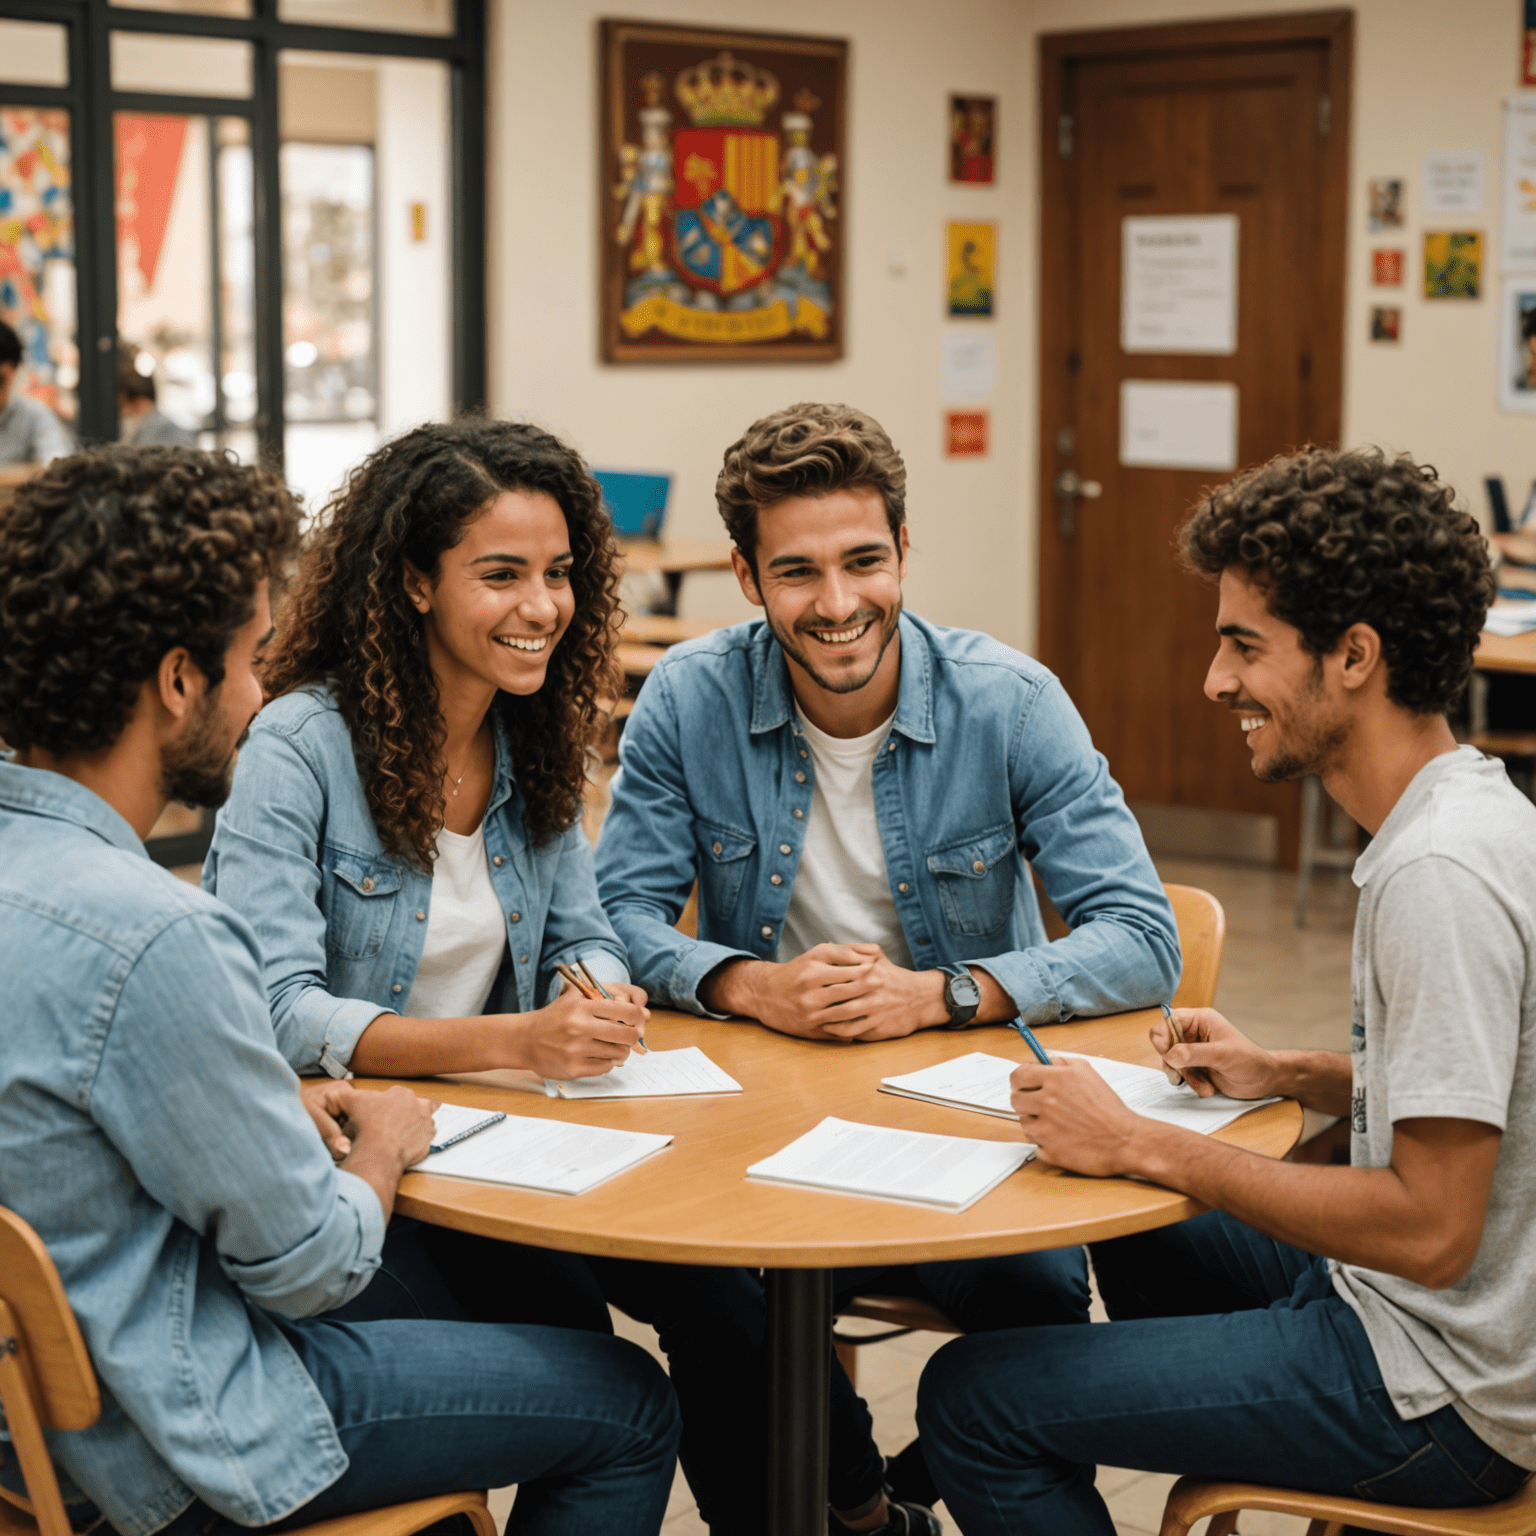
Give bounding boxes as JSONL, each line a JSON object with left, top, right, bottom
{"left": 486, "top": 0, "right": 1035, "bottom": 643}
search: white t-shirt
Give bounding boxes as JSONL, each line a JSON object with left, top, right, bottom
{"left": 404, "top": 823, "right": 506, "bottom": 1019}
{"left": 777, "top": 709, "right": 913, "bottom": 968}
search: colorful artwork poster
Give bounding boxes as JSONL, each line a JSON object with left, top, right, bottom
{"left": 946, "top": 221, "right": 994, "bottom": 317}
{"left": 0, "top": 108, "right": 76, "bottom": 420}
{"left": 1498, "top": 283, "right": 1536, "bottom": 414}
{"left": 945, "top": 409, "right": 988, "bottom": 456}
{"left": 600, "top": 20, "right": 846, "bottom": 363}
{"left": 1423, "top": 230, "right": 1482, "bottom": 299}
{"left": 949, "top": 95, "right": 995, "bottom": 184}
{"left": 1367, "top": 177, "right": 1404, "bottom": 231}
{"left": 1369, "top": 306, "right": 1401, "bottom": 343}
{"left": 1370, "top": 249, "right": 1404, "bottom": 286}
{"left": 1525, "top": 0, "right": 1536, "bottom": 87}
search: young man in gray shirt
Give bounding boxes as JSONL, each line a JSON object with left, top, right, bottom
{"left": 917, "top": 447, "right": 1535, "bottom": 1533}
{"left": 0, "top": 319, "right": 74, "bottom": 465}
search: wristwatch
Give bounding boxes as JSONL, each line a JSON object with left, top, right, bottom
{"left": 940, "top": 965, "right": 981, "bottom": 1029}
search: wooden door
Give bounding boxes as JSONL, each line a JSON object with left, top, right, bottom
{"left": 1037, "top": 13, "right": 1352, "bottom": 867}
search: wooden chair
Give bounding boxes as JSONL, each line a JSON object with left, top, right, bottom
{"left": 832, "top": 882, "right": 1227, "bottom": 1386}
{"left": 0, "top": 1206, "right": 496, "bottom": 1536}
{"left": 1156, "top": 1471, "right": 1536, "bottom": 1536}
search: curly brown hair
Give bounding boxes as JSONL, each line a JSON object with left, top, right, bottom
{"left": 0, "top": 446, "right": 300, "bottom": 756}
{"left": 261, "top": 419, "right": 622, "bottom": 866}
{"left": 716, "top": 402, "right": 907, "bottom": 572}
{"left": 1180, "top": 446, "right": 1494, "bottom": 715}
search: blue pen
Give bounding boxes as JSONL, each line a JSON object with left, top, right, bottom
{"left": 1012, "top": 1018, "right": 1053, "bottom": 1066}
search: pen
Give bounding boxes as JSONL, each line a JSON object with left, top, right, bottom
{"left": 557, "top": 962, "right": 649, "bottom": 1055}
{"left": 1011, "top": 1018, "right": 1053, "bottom": 1066}
{"left": 577, "top": 959, "right": 647, "bottom": 1054}
{"left": 1160, "top": 1003, "right": 1185, "bottom": 1086}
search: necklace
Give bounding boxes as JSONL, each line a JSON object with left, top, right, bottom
{"left": 444, "top": 741, "right": 473, "bottom": 798}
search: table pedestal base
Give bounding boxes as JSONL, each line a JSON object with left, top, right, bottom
{"left": 766, "top": 1267, "right": 833, "bottom": 1536}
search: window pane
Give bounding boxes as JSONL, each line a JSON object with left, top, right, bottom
{"left": 0, "top": 107, "right": 78, "bottom": 429}
{"left": 277, "top": 0, "right": 453, "bottom": 37}
{"left": 0, "top": 21, "right": 68, "bottom": 88}
{"left": 110, "top": 33, "right": 252, "bottom": 98}
{"left": 109, "top": 0, "right": 250, "bottom": 16}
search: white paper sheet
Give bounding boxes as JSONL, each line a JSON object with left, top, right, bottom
{"left": 880, "top": 1050, "right": 1280, "bottom": 1137}
{"left": 1502, "top": 98, "right": 1536, "bottom": 271}
{"left": 746, "top": 1116, "right": 1033, "bottom": 1212}
{"left": 1423, "top": 149, "right": 1486, "bottom": 214}
{"left": 413, "top": 1113, "right": 673, "bottom": 1195}
{"left": 549, "top": 1046, "right": 742, "bottom": 1100}
{"left": 1120, "top": 380, "right": 1238, "bottom": 471}
{"left": 1121, "top": 214, "right": 1238, "bottom": 355}
{"left": 941, "top": 328, "right": 997, "bottom": 402}
{"left": 428, "top": 1102, "right": 506, "bottom": 1151}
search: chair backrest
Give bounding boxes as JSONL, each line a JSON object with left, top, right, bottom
{"left": 1164, "top": 883, "right": 1226, "bottom": 1010}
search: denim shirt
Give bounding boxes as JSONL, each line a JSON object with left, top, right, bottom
{"left": 204, "top": 687, "right": 628, "bottom": 1076}
{"left": 594, "top": 613, "right": 1179, "bottom": 1021}
{"left": 0, "top": 763, "right": 383, "bottom": 1536}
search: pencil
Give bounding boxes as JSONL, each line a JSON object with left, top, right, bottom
{"left": 577, "top": 959, "right": 647, "bottom": 1053}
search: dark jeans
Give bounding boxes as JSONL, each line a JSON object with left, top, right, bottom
{"left": 916, "top": 1211, "right": 1529, "bottom": 1536}
{"left": 592, "top": 1245, "right": 1091, "bottom": 1534}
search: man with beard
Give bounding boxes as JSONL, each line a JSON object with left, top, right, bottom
{"left": 0, "top": 447, "right": 680, "bottom": 1536}
{"left": 594, "top": 402, "right": 1178, "bottom": 1531}
{"left": 916, "top": 448, "right": 1536, "bottom": 1534}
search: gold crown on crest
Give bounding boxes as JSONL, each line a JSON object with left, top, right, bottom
{"left": 675, "top": 52, "right": 780, "bottom": 126}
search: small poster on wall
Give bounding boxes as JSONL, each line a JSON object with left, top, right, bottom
{"left": 1524, "top": 0, "right": 1536, "bottom": 87}
{"left": 1422, "top": 150, "right": 1486, "bottom": 214}
{"left": 1498, "top": 282, "right": 1536, "bottom": 414}
{"left": 1424, "top": 231, "right": 1483, "bottom": 298}
{"left": 1501, "top": 95, "right": 1536, "bottom": 270}
{"left": 945, "top": 410, "right": 989, "bottom": 456}
{"left": 1371, "top": 250, "right": 1404, "bottom": 286}
{"left": 1370, "top": 306, "right": 1401, "bottom": 342}
{"left": 949, "top": 96, "right": 995, "bottom": 184}
{"left": 946, "top": 221, "right": 995, "bottom": 315}
{"left": 1367, "top": 177, "right": 1404, "bottom": 231}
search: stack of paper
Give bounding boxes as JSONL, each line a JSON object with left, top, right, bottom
{"left": 549, "top": 1046, "right": 742, "bottom": 1100}
{"left": 1483, "top": 598, "right": 1536, "bottom": 637}
{"left": 879, "top": 1050, "right": 1280, "bottom": 1134}
{"left": 412, "top": 1111, "right": 672, "bottom": 1195}
{"left": 746, "top": 1116, "right": 1033, "bottom": 1212}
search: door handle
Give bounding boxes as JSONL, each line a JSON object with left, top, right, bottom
{"left": 1053, "top": 469, "right": 1102, "bottom": 537}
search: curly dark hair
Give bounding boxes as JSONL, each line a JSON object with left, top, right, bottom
{"left": 1179, "top": 446, "right": 1494, "bottom": 715}
{"left": 716, "top": 402, "right": 907, "bottom": 572}
{"left": 0, "top": 446, "right": 300, "bottom": 756}
{"left": 261, "top": 418, "right": 622, "bottom": 866}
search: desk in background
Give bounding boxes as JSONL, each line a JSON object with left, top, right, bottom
{"left": 615, "top": 536, "right": 733, "bottom": 616}
{"left": 365, "top": 1007, "right": 1301, "bottom": 1536}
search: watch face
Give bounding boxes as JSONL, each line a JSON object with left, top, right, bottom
{"left": 948, "top": 973, "right": 981, "bottom": 1009}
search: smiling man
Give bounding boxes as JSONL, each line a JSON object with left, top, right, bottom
{"left": 595, "top": 401, "right": 1179, "bottom": 1531}
{"left": 914, "top": 447, "right": 1536, "bottom": 1535}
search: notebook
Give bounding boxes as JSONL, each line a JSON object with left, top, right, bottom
{"left": 879, "top": 1050, "right": 1281, "bottom": 1135}
{"left": 548, "top": 1046, "right": 742, "bottom": 1099}
{"left": 412, "top": 1112, "right": 672, "bottom": 1195}
{"left": 745, "top": 1116, "right": 1034, "bottom": 1212}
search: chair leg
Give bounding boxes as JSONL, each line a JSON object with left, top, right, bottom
{"left": 833, "top": 1338, "right": 858, "bottom": 1389}
{"left": 1305, "top": 1521, "right": 1344, "bottom": 1536}
{"left": 1295, "top": 774, "right": 1322, "bottom": 928}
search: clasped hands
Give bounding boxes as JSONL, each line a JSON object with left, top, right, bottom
{"left": 1008, "top": 1006, "right": 1285, "bottom": 1177}
{"left": 735, "top": 942, "right": 947, "bottom": 1041}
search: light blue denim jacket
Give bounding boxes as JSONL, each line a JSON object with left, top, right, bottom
{"left": 0, "top": 763, "right": 383, "bottom": 1536}
{"left": 594, "top": 613, "right": 1180, "bottom": 1020}
{"left": 204, "top": 687, "right": 627, "bottom": 1076}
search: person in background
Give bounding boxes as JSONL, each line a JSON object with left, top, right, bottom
{"left": 0, "top": 444, "right": 681, "bottom": 1536}
{"left": 0, "top": 318, "right": 74, "bottom": 465}
{"left": 118, "top": 354, "right": 198, "bottom": 448}
{"left": 595, "top": 401, "right": 1181, "bottom": 1529}
{"left": 917, "top": 448, "right": 1535, "bottom": 1534}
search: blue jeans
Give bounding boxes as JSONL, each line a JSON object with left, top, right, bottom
{"left": 150, "top": 1312, "right": 679, "bottom": 1536}
{"left": 916, "top": 1212, "right": 1528, "bottom": 1536}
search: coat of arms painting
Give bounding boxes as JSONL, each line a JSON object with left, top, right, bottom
{"left": 600, "top": 21, "right": 847, "bottom": 362}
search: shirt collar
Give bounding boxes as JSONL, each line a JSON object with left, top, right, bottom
{"left": 748, "top": 611, "right": 935, "bottom": 742}
{"left": 1351, "top": 744, "right": 1481, "bottom": 889}
{"left": 487, "top": 708, "right": 517, "bottom": 813}
{"left": 0, "top": 758, "right": 151, "bottom": 858}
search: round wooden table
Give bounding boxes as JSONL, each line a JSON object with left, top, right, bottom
{"left": 363, "top": 1008, "right": 1301, "bottom": 1536}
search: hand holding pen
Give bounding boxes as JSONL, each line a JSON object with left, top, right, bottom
{"left": 555, "top": 960, "right": 650, "bottom": 1052}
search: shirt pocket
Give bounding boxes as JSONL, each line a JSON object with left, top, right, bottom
{"left": 321, "top": 851, "right": 402, "bottom": 960}
{"left": 926, "top": 822, "right": 1017, "bottom": 938}
{"left": 698, "top": 820, "right": 757, "bottom": 922}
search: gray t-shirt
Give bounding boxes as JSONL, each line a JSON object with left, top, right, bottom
{"left": 0, "top": 390, "right": 74, "bottom": 465}
{"left": 1330, "top": 746, "right": 1536, "bottom": 1470}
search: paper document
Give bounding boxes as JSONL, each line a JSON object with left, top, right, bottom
{"left": 880, "top": 1051, "right": 1279, "bottom": 1136}
{"left": 413, "top": 1113, "right": 672, "bottom": 1195}
{"left": 746, "top": 1116, "right": 1033, "bottom": 1212}
{"left": 549, "top": 1046, "right": 742, "bottom": 1100}
{"left": 428, "top": 1102, "right": 506, "bottom": 1152}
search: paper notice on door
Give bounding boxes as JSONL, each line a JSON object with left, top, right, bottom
{"left": 1122, "top": 214, "right": 1238, "bottom": 355}
{"left": 1120, "top": 380, "right": 1238, "bottom": 471}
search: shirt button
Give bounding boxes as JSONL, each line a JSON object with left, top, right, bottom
{"left": 972, "top": 860, "right": 985, "bottom": 873}
{"left": 780, "top": 844, "right": 792, "bottom": 855}
{"left": 519, "top": 954, "right": 529, "bottom": 964}
{"left": 898, "top": 882, "right": 909, "bottom": 893}
{"left": 760, "top": 925, "right": 773, "bottom": 939}
{"left": 492, "top": 855, "right": 504, "bottom": 867}
{"left": 793, "top": 808, "right": 804, "bottom": 819}
{"left": 511, "top": 912, "right": 521, "bottom": 922}
{"left": 770, "top": 874, "right": 783, "bottom": 885}
{"left": 799, "top": 750, "right": 808, "bottom": 759}
{"left": 713, "top": 841, "right": 723, "bottom": 854}
{"left": 360, "top": 876, "right": 374, "bottom": 893}
{"left": 415, "top": 909, "right": 426, "bottom": 921}
{"left": 795, "top": 771, "right": 806, "bottom": 783}
{"left": 392, "top": 983, "right": 402, "bottom": 994}
{"left": 888, "top": 742, "right": 896, "bottom": 753}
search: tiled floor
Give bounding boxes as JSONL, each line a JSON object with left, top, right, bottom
{"left": 487, "top": 851, "right": 1361, "bottom": 1535}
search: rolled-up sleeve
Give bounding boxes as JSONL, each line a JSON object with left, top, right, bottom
{"left": 204, "top": 723, "right": 392, "bottom": 1076}
{"left": 90, "top": 909, "right": 384, "bottom": 1317}
{"left": 537, "top": 823, "right": 630, "bottom": 1003}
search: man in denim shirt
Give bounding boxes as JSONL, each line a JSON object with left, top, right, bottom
{"left": 594, "top": 403, "right": 1178, "bottom": 1525}
{"left": 0, "top": 448, "right": 678, "bottom": 1536}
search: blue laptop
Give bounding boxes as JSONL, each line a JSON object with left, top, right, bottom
{"left": 592, "top": 469, "right": 672, "bottom": 538}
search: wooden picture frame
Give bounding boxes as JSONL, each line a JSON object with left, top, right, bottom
{"left": 599, "top": 18, "right": 847, "bottom": 363}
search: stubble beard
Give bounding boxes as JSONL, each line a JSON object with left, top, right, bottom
{"left": 159, "top": 691, "right": 249, "bottom": 809}
{"left": 771, "top": 599, "right": 903, "bottom": 696}
{"left": 1252, "top": 660, "right": 1348, "bottom": 782}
